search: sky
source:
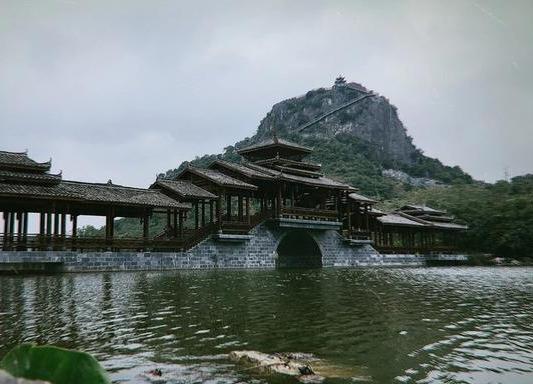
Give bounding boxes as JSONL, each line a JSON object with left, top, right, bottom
{"left": 1, "top": 0, "right": 532, "bottom": 188}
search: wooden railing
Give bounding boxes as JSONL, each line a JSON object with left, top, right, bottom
{"left": 375, "top": 245, "right": 460, "bottom": 254}
{"left": 345, "top": 230, "right": 372, "bottom": 241}
{"left": 0, "top": 231, "right": 216, "bottom": 253}
{"left": 280, "top": 207, "right": 338, "bottom": 222}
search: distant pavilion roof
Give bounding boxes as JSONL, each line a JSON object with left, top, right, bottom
{"left": 151, "top": 179, "right": 218, "bottom": 200}
{"left": 0, "top": 150, "right": 51, "bottom": 172}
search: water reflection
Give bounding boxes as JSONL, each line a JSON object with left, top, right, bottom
{"left": 0, "top": 267, "right": 532, "bottom": 384}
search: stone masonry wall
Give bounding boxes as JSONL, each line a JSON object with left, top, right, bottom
{"left": 0, "top": 222, "right": 426, "bottom": 272}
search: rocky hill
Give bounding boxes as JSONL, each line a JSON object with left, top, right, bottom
{"left": 246, "top": 80, "right": 417, "bottom": 165}
{"left": 162, "top": 78, "right": 472, "bottom": 198}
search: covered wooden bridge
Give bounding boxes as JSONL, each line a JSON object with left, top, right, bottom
{"left": 0, "top": 137, "right": 467, "bottom": 255}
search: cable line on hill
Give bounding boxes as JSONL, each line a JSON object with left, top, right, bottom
{"left": 298, "top": 88, "right": 377, "bottom": 133}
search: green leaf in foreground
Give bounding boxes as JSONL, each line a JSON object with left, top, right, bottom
{"left": 0, "top": 344, "right": 111, "bottom": 384}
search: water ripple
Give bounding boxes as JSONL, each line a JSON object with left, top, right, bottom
{"left": 0, "top": 267, "right": 532, "bottom": 384}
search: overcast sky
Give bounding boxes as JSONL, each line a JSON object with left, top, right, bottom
{"left": 1, "top": 0, "right": 532, "bottom": 187}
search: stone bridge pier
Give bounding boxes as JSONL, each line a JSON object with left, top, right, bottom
{"left": 184, "top": 221, "right": 384, "bottom": 269}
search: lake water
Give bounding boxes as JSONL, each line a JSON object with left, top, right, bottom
{"left": 1, "top": 267, "right": 532, "bottom": 384}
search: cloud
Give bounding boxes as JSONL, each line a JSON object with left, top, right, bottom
{"left": 0, "top": 0, "right": 532, "bottom": 184}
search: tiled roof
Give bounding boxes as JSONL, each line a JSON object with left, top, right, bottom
{"left": 181, "top": 167, "right": 258, "bottom": 190}
{"left": 400, "top": 205, "right": 446, "bottom": 215}
{"left": 0, "top": 150, "right": 51, "bottom": 172}
{"left": 152, "top": 179, "right": 217, "bottom": 200}
{"left": 279, "top": 172, "right": 353, "bottom": 190}
{"left": 237, "top": 136, "right": 312, "bottom": 154}
{"left": 213, "top": 160, "right": 353, "bottom": 190}
{"left": 378, "top": 213, "right": 427, "bottom": 227}
{"left": 0, "top": 180, "right": 190, "bottom": 209}
{"left": 0, "top": 170, "right": 62, "bottom": 185}
{"left": 211, "top": 160, "right": 275, "bottom": 180}
{"left": 427, "top": 221, "right": 468, "bottom": 230}
{"left": 254, "top": 157, "right": 321, "bottom": 171}
{"left": 348, "top": 192, "right": 377, "bottom": 204}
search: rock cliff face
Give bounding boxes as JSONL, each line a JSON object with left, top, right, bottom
{"left": 241, "top": 82, "right": 418, "bottom": 166}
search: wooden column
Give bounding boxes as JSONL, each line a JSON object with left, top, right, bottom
{"left": 71, "top": 215, "right": 77, "bottom": 238}
{"left": 53, "top": 212, "right": 59, "bottom": 237}
{"left": 39, "top": 212, "right": 45, "bottom": 236}
{"left": 46, "top": 212, "right": 52, "bottom": 236}
{"left": 2, "top": 212, "right": 8, "bottom": 250}
{"left": 194, "top": 202, "right": 199, "bottom": 229}
{"left": 22, "top": 212, "right": 28, "bottom": 247}
{"left": 9, "top": 212, "right": 15, "bottom": 243}
{"left": 238, "top": 196, "right": 243, "bottom": 221}
{"left": 179, "top": 211, "right": 184, "bottom": 237}
{"left": 173, "top": 209, "right": 178, "bottom": 238}
{"left": 209, "top": 201, "right": 214, "bottom": 223}
{"left": 276, "top": 185, "right": 282, "bottom": 217}
{"left": 143, "top": 212, "right": 150, "bottom": 240}
{"left": 2, "top": 212, "right": 8, "bottom": 242}
{"left": 201, "top": 200, "right": 206, "bottom": 227}
{"left": 226, "top": 194, "right": 232, "bottom": 220}
{"left": 61, "top": 213, "right": 66, "bottom": 237}
{"left": 245, "top": 196, "right": 250, "bottom": 225}
{"left": 347, "top": 201, "right": 352, "bottom": 236}
{"left": 166, "top": 209, "right": 171, "bottom": 230}
{"left": 217, "top": 195, "right": 222, "bottom": 230}
{"left": 16, "top": 212, "right": 23, "bottom": 243}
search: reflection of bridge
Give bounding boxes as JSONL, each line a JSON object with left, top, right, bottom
{"left": 0, "top": 137, "right": 468, "bottom": 271}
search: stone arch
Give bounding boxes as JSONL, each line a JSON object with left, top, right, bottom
{"left": 275, "top": 230, "right": 323, "bottom": 269}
